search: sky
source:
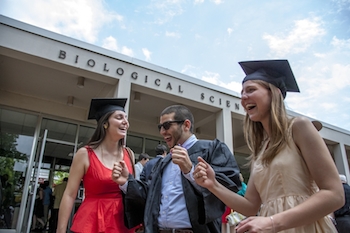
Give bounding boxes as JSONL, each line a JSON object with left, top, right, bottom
{"left": 1, "top": 0, "right": 350, "bottom": 132}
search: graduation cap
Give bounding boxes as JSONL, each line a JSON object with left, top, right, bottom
{"left": 312, "top": 120, "right": 322, "bottom": 131}
{"left": 88, "top": 98, "right": 127, "bottom": 121}
{"left": 239, "top": 59, "right": 300, "bottom": 99}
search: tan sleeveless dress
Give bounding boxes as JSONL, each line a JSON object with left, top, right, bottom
{"left": 252, "top": 124, "right": 337, "bottom": 233}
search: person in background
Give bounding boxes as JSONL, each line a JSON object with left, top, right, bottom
{"left": 194, "top": 60, "right": 344, "bottom": 233}
{"left": 134, "top": 153, "right": 150, "bottom": 180}
{"left": 42, "top": 180, "right": 52, "bottom": 228}
{"left": 237, "top": 173, "right": 247, "bottom": 197}
{"left": 222, "top": 173, "right": 247, "bottom": 233}
{"left": 334, "top": 174, "right": 350, "bottom": 233}
{"left": 31, "top": 184, "right": 45, "bottom": 231}
{"left": 112, "top": 104, "right": 242, "bottom": 233}
{"left": 140, "top": 144, "right": 167, "bottom": 182}
{"left": 57, "top": 98, "right": 137, "bottom": 233}
{"left": 49, "top": 177, "right": 68, "bottom": 233}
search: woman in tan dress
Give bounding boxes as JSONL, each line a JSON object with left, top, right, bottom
{"left": 193, "top": 60, "right": 344, "bottom": 233}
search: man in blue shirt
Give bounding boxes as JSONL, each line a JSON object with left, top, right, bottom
{"left": 134, "top": 153, "right": 150, "bottom": 180}
{"left": 42, "top": 180, "right": 52, "bottom": 227}
{"left": 113, "top": 105, "right": 241, "bottom": 233}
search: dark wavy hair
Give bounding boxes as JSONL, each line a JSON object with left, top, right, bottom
{"left": 160, "top": 105, "right": 194, "bottom": 133}
{"left": 155, "top": 144, "right": 167, "bottom": 155}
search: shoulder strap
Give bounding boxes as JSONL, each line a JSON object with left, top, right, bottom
{"left": 125, "top": 147, "right": 136, "bottom": 176}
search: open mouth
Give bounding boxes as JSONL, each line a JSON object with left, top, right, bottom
{"left": 164, "top": 136, "right": 171, "bottom": 142}
{"left": 246, "top": 104, "right": 256, "bottom": 111}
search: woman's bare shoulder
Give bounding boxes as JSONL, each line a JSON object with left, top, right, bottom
{"left": 72, "top": 147, "right": 89, "bottom": 163}
{"left": 292, "top": 116, "right": 312, "bottom": 128}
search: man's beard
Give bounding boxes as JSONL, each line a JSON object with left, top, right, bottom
{"left": 170, "top": 127, "right": 183, "bottom": 148}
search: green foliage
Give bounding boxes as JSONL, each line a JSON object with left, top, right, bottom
{"left": 53, "top": 171, "right": 69, "bottom": 184}
{"left": 0, "top": 132, "right": 29, "bottom": 207}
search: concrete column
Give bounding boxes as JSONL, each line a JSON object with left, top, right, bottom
{"left": 333, "top": 143, "right": 350, "bottom": 182}
{"left": 113, "top": 79, "right": 132, "bottom": 146}
{"left": 216, "top": 108, "right": 233, "bottom": 152}
{"left": 113, "top": 79, "right": 132, "bottom": 113}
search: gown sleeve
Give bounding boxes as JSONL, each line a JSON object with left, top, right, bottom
{"left": 195, "top": 139, "right": 242, "bottom": 225}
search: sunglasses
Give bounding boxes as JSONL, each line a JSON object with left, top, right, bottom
{"left": 157, "top": 120, "right": 184, "bottom": 131}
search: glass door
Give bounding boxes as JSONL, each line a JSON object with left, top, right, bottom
{"left": 0, "top": 109, "right": 96, "bottom": 232}
{"left": 22, "top": 133, "right": 77, "bottom": 233}
{"left": 24, "top": 118, "right": 93, "bottom": 233}
{"left": 21, "top": 130, "right": 48, "bottom": 233}
{"left": 0, "top": 108, "right": 38, "bottom": 232}
{"left": 40, "top": 141, "right": 75, "bottom": 233}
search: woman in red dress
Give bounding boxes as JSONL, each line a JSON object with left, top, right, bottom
{"left": 57, "top": 98, "right": 137, "bottom": 233}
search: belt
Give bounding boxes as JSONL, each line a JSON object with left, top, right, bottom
{"left": 159, "top": 228, "right": 193, "bottom": 233}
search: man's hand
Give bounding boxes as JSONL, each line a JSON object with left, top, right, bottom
{"left": 112, "top": 161, "right": 129, "bottom": 185}
{"left": 171, "top": 145, "right": 192, "bottom": 174}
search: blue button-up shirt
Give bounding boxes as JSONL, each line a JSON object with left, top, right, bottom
{"left": 120, "top": 134, "right": 199, "bottom": 228}
{"left": 158, "top": 134, "right": 198, "bottom": 228}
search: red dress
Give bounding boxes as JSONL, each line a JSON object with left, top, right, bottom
{"left": 71, "top": 147, "right": 135, "bottom": 233}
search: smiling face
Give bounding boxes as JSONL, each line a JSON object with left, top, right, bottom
{"left": 159, "top": 112, "right": 186, "bottom": 148}
{"left": 106, "top": 110, "right": 129, "bottom": 140}
{"left": 241, "top": 80, "right": 272, "bottom": 125}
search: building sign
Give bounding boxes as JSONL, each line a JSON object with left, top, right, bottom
{"left": 58, "top": 50, "right": 240, "bottom": 111}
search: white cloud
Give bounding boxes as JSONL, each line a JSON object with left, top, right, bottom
{"left": 102, "top": 36, "right": 134, "bottom": 57}
{"left": 313, "top": 63, "right": 350, "bottom": 94}
{"left": 227, "top": 28, "right": 233, "bottom": 36}
{"left": 181, "top": 64, "right": 209, "bottom": 79}
{"left": 294, "top": 63, "right": 350, "bottom": 104}
{"left": 223, "top": 81, "right": 242, "bottom": 94}
{"left": 331, "top": 36, "right": 350, "bottom": 49}
{"left": 150, "top": 0, "right": 185, "bottom": 25}
{"left": 181, "top": 66, "right": 241, "bottom": 94}
{"left": 332, "top": 0, "right": 350, "bottom": 12}
{"left": 102, "top": 36, "right": 119, "bottom": 52}
{"left": 195, "top": 34, "right": 202, "bottom": 40}
{"left": 202, "top": 71, "right": 221, "bottom": 85}
{"left": 284, "top": 60, "right": 350, "bottom": 130}
{"left": 121, "top": 47, "right": 134, "bottom": 57}
{"left": 142, "top": 48, "right": 152, "bottom": 61}
{"left": 210, "top": 0, "right": 224, "bottom": 4}
{"left": 194, "top": 0, "right": 204, "bottom": 4}
{"left": 263, "top": 17, "right": 325, "bottom": 56}
{"left": 201, "top": 72, "right": 241, "bottom": 94}
{"left": 2, "top": 0, "right": 123, "bottom": 44}
{"left": 165, "top": 31, "right": 181, "bottom": 38}
{"left": 320, "top": 102, "right": 337, "bottom": 111}
{"left": 314, "top": 53, "right": 326, "bottom": 58}
{"left": 181, "top": 65, "right": 198, "bottom": 77}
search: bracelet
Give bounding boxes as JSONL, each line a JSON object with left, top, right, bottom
{"left": 270, "top": 216, "right": 275, "bottom": 233}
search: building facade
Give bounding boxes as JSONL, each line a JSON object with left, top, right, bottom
{"left": 1, "top": 15, "right": 349, "bottom": 232}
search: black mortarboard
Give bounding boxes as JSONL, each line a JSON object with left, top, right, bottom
{"left": 88, "top": 98, "right": 127, "bottom": 121}
{"left": 312, "top": 120, "right": 322, "bottom": 131}
{"left": 239, "top": 59, "right": 300, "bottom": 99}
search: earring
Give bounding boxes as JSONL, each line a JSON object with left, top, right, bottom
{"left": 103, "top": 124, "right": 108, "bottom": 129}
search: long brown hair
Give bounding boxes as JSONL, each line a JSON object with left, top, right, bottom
{"left": 87, "top": 111, "right": 125, "bottom": 149}
{"left": 243, "top": 80, "right": 293, "bottom": 166}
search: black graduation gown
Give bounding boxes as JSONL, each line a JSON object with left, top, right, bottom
{"left": 123, "top": 139, "right": 241, "bottom": 233}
